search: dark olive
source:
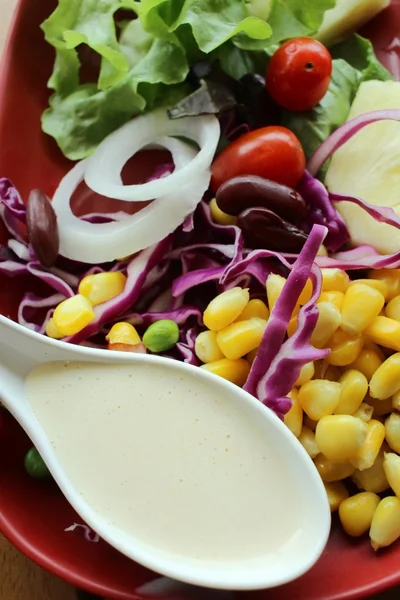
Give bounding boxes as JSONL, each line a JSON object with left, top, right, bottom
{"left": 216, "top": 175, "right": 307, "bottom": 224}
{"left": 26, "top": 189, "right": 60, "bottom": 267}
{"left": 238, "top": 206, "right": 308, "bottom": 253}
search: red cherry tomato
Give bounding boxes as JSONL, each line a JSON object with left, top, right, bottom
{"left": 266, "top": 37, "right": 332, "bottom": 112}
{"left": 211, "top": 126, "right": 306, "bottom": 192}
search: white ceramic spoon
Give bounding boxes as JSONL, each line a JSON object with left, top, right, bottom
{"left": 0, "top": 314, "right": 330, "bottom": 591}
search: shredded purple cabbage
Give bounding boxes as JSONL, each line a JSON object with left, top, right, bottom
{"left": 243, "top": 225, "right": 329, "bottom": 417}
{"left": 298, "top": 172, "right": 349, "bottom": 252}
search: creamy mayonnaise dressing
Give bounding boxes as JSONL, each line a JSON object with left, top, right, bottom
{"left": 25, "top": 361, "right": 302, "bottom": 563}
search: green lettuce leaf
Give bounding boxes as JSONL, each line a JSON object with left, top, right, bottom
{"left": 41, "top": 0, "right": 274, "bottom": 159}
{"left": 138, "top": 0, "right": 272, "bottom": 53}
{"left": 262, "top": 0, "right": 337, "bottom": 44}
{"left": 281, "top": 35, "right": 393, "bottom": 166}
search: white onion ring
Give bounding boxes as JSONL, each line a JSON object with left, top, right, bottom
{"left": 84, "top": 109, "right": 220, "bottom": 201}
{"left": 52, "top": 137, "right": 210, "bottom": 264}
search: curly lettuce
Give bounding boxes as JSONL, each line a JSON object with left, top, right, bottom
{"left": 41, "top": 0, "right": 338, "bottom": 160}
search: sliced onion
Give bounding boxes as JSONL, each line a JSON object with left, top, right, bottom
{"left": 52, "top": 137, "right": 210, "bottom": 264}
{"left": 308, "top": 109, "right": 400, "bottom": 176}
{"left": 84, "top": 109, "right": 220, "bottom": 201}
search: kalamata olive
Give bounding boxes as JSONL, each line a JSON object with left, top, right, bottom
{"left": 238, "top": 206, "right": 308, "bottom": 253}
{"left": 26, "top": 189, "right": 59, "bottom": 267}
{"left": 216, "top": 175, "right": 307, "bottom": 224}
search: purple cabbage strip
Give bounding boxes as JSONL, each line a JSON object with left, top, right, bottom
{"left": 298, "top": 172, "right": 349, "bottom": 252}
{"left": 221, "top": 248, "right": 292, "bottom": 284}
{"left": 254, "top": 266, "right": 329, "bottom": 418}
{"left": 7, "top": 239, "right": 30, "bottom": 261}
{"left": 0, "top": 259, "right": 30, "bottom": 277}
{"left": 176, "top": 327, "right": 199, "bottom": 366}
{"left": 244, "top": 224, "right": 328, "bottom": 407}
{"left": 172, "top": 266, "right": 225, "bottom": 297}
{"left": 182, "top": 212, "right": 195, "bottom": 233}
{"left": 26, "top": 263, "right": 75, "bottom": 298}
{"left": 18, "top": 293, "right": 65, "bottom": 333}
{"left": 66, "top": 238, "right": 172, "bottom": 344}
{"left": 0, "top": 178, "right": 26, "bottom": 243}
{"left": 308, "top": 109, "right": 400, "bottom": 176}
{"left": 147, "top": 162, "right": 174, "bottom": 182}
{"left": 316, "top": 193, "right": 400, "bottom": 269}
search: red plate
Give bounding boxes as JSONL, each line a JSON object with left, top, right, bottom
{"left": 1, "top": 1, "right": 400, "bottom": 599}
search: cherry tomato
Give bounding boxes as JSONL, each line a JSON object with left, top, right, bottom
{"left": 266, "top": 37, "right": 332, "bottom": 112}
{"left": 211, "top": 126, "right": 306, "bottom": 192}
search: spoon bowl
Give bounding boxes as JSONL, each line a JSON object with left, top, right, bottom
{"left": 0, "top": 314, "right": 330, "bottom": 591}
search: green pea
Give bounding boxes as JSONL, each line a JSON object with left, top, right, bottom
{"left": 24, "top": 447, "right": 51, "bottom": 480}
{"left": 143, "top": 320, "right": 180, "bottom": 353}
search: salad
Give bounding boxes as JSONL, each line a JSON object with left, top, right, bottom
{"left": 3, "top": 0, "right": 400, "bottom": 557}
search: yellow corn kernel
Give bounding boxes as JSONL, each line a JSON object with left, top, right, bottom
{"left": 313, "top": 360, "right": 324, "bottom": 379}
{"left": 315, "top": 415, "right": 368, "bottom": 462}
{"left": 106, "top": 322, "right": 141, "bottom": 346}
{"left": 366, "top": 395, "right": 393, "bottom": 418}
{"left": 335, "top": 369, "right": 368, "bottom": 415}
{"left": 370, "top": 269, "right": 400, "bottom": 301}
{"left": 298, "top": 379, "right": 341, "bottom": 421}
{"left": 317, "top": 291, "right": 344, "bottom": 311}
{"left": 247, "top": 347, "right": 258, "bottom": 365}
{"left": 363, "top": 339, "right": 386, "bottom": 360}
{"left": 303, "top": 415, "right": 318, "bottom": 431}
{"left": 200, "top": 358, "right": 250, "bottom": 386}
{"left": 341, "top": 283, "right": 385, "bottom": 335}
{"left": 209, "top": 198, "right": 237, "bottom": 226}
{"left": 325, "top": 482, "right": 349, "bottom": 512}
{"left": 266, "top": 274, "right": 286, "bottom": 312}
{"left": 314, "top": 454, "right": 356, "bottom": 483}
{"left": 203, "top": 287, "right": 249, "bottom": 332}
{"left": 349, "top": 278, "right": 389, "bottom": 300}
{"left": 383, "top": 452, "right": 400, "bottom": 498}
{"left": 235, "top": 298, "right": 269, "bottom": 322}
{"left": 370, "top": 496, "right": 400, "bottom": 550}
{"left": 311, "top": 302, "right": 341, "bottom": 349}
{"left": 339, "top": 492, "right": 380, "bottom": 537}
{"left": 385, "top": 413, "right": 400, "bottom": 453}
{"left": 321, "top": 268, "right": 350, "bottom": 293}
{"left": 326, "top": 329, "right": 363, "bottom": 367}
{"left": 353, "top": 403, "right": 374, "bottom": 423}
{"left": 194, "top": 330, "right": 224, "bottom": 364}
{"left": 364, "top": 316, "right": 400, "bottom": 352}
{"left": 284, "top": 389, "right": 303, "bottom": 438}
{"left": 298, "top": 426, "right": 320, "bottom": 458}
{"left": 370, "top": 353, "right": 400, "bottom": 400}
{"left": 348, "top": 348, "right": 383, "bottom": 382}
{"left": 350, "top": 419, "right": 386, "bottom": 471}
{"left": 78, "top": 272, "right": 126, "bottom": 307}
{"left": 386, "top": 295, "right": 400, "bottom": 323}
{"left": 298, "top": 278, "right": 313, "bottom": 305}
{"left": 294, "top": 362, "right": 315, "bottom": 387}
{"left": 325, "top": 365, "right": 342, "bottom": 381}
{"left": 393, "top": 390, "right": 400, "bottom": 412}
{"left": 287, "top": 315, "right": 297, "bottom": 337}
{"left": 216, "top": 318, "right": 266, "bottom": 360}
{"left": 45, "top": 318, "right": 63, "bottom": 339}
{"left": 53, "top": 295, "right": 95, "bottom": 336}
{"left": 352, "top": 447, "right": 390, "bottom": 494}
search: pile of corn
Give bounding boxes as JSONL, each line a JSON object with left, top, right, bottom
{"left": 46, "top": 272, "right": 127, "bottom": 338}
{"left": 195, "top": 267, "right": 400, "bottom": 551}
